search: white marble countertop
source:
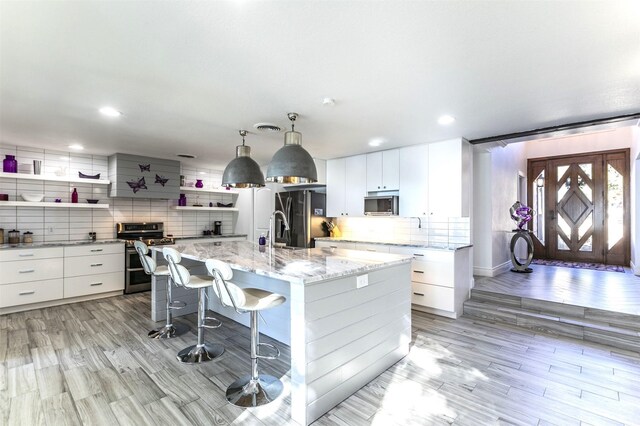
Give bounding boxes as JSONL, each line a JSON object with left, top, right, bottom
{"left": 156, "top": 240, "right": 412, "bottom": 285}
{"left": 0, "top": 239, "right": 123, "bottom": 250}
{"left": 315, "top": 237, "right": 472, "bottom": 251}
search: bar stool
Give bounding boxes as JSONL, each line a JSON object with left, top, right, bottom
{"left": 134, "top": 241, "right": 186, "bottom": 339}
{"left": 163, "top": 247, "right": 225, "bottom": 364}
{"left": 205, "top": 258, "right": 286, "bottom": 407}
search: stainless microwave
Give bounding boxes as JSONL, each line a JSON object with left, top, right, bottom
{"left": 364, "top": 195, "right": 399, "bottom": 216}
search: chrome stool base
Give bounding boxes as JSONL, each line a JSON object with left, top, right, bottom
{"left": 176, "top": 343, "right": 224, "bottom": 364}
{"left": 147, "top": 322, "right": 188, "bottom": 339}
{"left": 226, "top": 374, "right": 284, "bottom": 407}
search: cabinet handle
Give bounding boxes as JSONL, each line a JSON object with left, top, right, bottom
{"left": 330, "top": 245, "right": 338, "bottom": 249}
{"left": 90, "top": 263, "right": 103, "bottom": 267}
{"left": 413, "top": 270, "right": 424, "bottom": 274}
{"left": 345, "top": 213, "right": 348, "bottom": 215}
{"left": 377, "top": 186, "right": 380, "bottom": 189}
{"left": 90, "top": 282, "right": 103, "bottom": 286}
{"left": 383, "top": 186, "right": 386, "bottom": 189}
{"left": 413, "top": 292, "right": 424, "bottom": 296}
{"left": 19, "top": 269, "right": 35, "bottom": 274}
{"left": 90, "top": 249, "right": 103, "bottom": 252}
{"left": 413, "top": 253, "right": 424, "bottom": 257}
{"left": 366, "top": 249, "right": 376, "bottom": 252}
{"left": 18, "top": 253, "right": 34, "bottom": 257}
{"left": 19, "top": 290, "right": 35, "bottom": 295}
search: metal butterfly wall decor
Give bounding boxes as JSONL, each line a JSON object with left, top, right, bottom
{"left": 139, "top": 164, "right": 151, "bottom": 172}
{"left": 126, "top": 177, "right": 147, "bottom": 193}
{"left": 155, "top": 174, "right": 169, "bottom": 187}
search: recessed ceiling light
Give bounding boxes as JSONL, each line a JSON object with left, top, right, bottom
{"left": 438, "top": 115, "right": 456, "bottom": 125}
{"left": 68, "top": 144, "right": 84, "bottom": 150}
{"left": 99, "top": 106, "right": 122, "bottom": 117}
{"left": 368, "top": 137, "right": 386, "bottom": 147}
{"left": 322, "top": 98, "right": 336, "bottom": 106}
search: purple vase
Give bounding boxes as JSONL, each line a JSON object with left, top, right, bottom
{"left": 195, "top": 179, "right": 204, "bottom": 188}
{"left": 3, "top": 155, "right": 17, "bottom": 173}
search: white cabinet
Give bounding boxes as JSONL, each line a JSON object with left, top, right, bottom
{"left": 354, "top": 243, "right": 390, "bottom": 253}
{"left": 63, "top": 243, "right": 124, "bottom": 298}
{"left": 399, "top": 144, "right": 429, "bottom": 217}
{"left": 326, "top": 155, "right": 367, "bottom": 217}
{"left": 389, "top": 245, "right": 472, "bottom": 318}
{"left": 366, "top": 149, "right": 399, "bottom": 192}
{"left": 427, "top": 138, "right": 471, "bottom": 217}
{"left": 0, "top": 247, "right": 64, "bottom": 309}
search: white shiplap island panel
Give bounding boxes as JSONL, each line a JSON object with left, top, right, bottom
{"left": 151, "top": 241, "right": 412, "bottom": 425}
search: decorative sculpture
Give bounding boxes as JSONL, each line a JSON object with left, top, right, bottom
{"left": 509, "top": 201, "right": 534, "bottom": 273}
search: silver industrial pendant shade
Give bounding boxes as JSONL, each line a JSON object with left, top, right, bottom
{"left": 222, "top": 130, "right": 265, "bottom": 188}
{"left": 266, "top": 113, "right": 317, "bottom": 184}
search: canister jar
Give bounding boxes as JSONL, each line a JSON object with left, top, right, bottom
{"left": 8, "top": 229, "right": 20, "bottom": 244}
{"left": 23, "top": 231, "right": 33, "bottom": 244}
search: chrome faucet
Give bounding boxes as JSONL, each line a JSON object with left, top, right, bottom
{"left": 267, "top": 210, "right": 290, "bottom": 248}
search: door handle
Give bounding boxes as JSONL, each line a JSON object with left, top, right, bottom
{"left": 413, "top": 270, "right": 424, "bottom": 274}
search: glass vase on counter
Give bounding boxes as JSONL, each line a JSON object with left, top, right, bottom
{"left": 3, "top": 155, "right": 18, "bottom": 173}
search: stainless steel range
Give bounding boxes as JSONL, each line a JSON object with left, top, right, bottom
{"left": 117, "top": 222, "right": 175, "bottom": 294}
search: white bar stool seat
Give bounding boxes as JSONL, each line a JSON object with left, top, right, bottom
{"left": 134, "top": 241, "right": 187, "bottom": 339}
{"left": 163, "top": 247, "right": 225, "bottom": 364}
{"left": 206, "top": 258, "right": 286, "bottom": 407}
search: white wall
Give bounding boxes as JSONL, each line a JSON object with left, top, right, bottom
{"left": 472, "top": 149, "right": 493, "bottom": 274}
{"left": 629, "top": 126, "right": 640, "bottom": 273}
{"left": 526, "top": 127, "right": 632, "bottom": 158}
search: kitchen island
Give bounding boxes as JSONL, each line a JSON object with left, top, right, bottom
{"left": 151, "top": 240, "right": 412, "bottom": 426}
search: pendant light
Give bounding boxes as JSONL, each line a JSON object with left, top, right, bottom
{"left": 266, "top": 113, "right": 317, "bottom": 184}
{"left": 222, "top": 130, "right": 265, "bottom": 188}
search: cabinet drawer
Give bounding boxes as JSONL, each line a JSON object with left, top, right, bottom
{"left": 64, "top": 243, "right": 124, "bottom": 257}
{"left": 389, "top": 246, "right": 453, "bottom": 261}
{"left": 354, "top": 243, "right": 390, "bottom": 253}
{"left": 411, "top": 283, "right": 454, "bottom": 311}
{"left": 316, "top": 241, "right": 357, "bottom": 250}
{"left": 64, "top": 272, "right": 124, "bottom": 298}
{"left": 0, "top": 258, "right": 64, "bottom": 285}
{"left": 0, "top": 279, "right": 63, "bottom": 308}
{"left": 0, "top": 247, "right": 63, "bottom": 262}
{"left": 64, "top": 253, "right": 123, "bottom": 277}
{"left": 410, "top": 260, "right": 454, "bottom": 287}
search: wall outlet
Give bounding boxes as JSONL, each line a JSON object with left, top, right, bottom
{"left": 356, "top": 274, "right": 368, "bottom": 289}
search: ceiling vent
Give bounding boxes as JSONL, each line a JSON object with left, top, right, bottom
{"left": 253, "top": 123, "right": 282, "bottom": 132}
{"left": 176, "top": 153, "right": 197, "bottom": 159}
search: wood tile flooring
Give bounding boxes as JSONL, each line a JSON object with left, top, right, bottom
{"left": 2, "top": 293, "right": 640, "bottom": 425}
{"left": 474, "top": 264, "right": 640, "bottom": 315}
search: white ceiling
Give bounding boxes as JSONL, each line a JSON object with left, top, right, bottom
{"left": 1, "top": 1, "right": 639, "bottom": 170}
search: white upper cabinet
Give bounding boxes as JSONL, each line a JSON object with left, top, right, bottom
{"left": 427, "top": 138, "right": 471, "bottom": 217}
{"left": 399, "top": 144, "right": 429, "bottom": 217}
{"left": 366, "top": 149, "right": 399, "bottom": 192}
{"left": 327, "top": 155, "right": 367, "bottom": 217}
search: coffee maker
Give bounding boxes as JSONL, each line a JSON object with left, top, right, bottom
{"left": 213, "top": 221, "right": 222, "bottom": 235}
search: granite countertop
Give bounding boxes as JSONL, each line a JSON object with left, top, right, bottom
{"left": 0, "top": 239, "right": 123, "bottom": 250}
{"left": 315, "top": 237, "right": 472, "bottom": 251}
{"left": 172, "top": 234, "right": 247, "bottom": 241}
{"left": 156, "top": 240, "right": 412, "bottom": 285}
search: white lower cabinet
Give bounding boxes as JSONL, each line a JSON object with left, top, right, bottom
{"left": 0, "top": 243, "right": 125, "bottom": 313}
{"left": 315, "top": 240, "right": 357, "bottom": 250}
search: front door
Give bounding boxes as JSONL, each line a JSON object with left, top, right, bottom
{"left": 528, "top": 149, "right": 629, "bottom": 265}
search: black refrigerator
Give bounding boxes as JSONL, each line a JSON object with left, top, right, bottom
{"left": 274, "top": 190, "right": 327, "bottom": 248}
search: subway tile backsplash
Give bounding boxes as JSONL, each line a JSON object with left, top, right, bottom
{"left": 0, "top": 144, "right": 236, "bottom": 243}
{"left": 336, "top": 216, "right": 470, "bottom": 246}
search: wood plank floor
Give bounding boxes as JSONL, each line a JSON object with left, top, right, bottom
{"left": 474, "top": 264, "right": 640, "bottom": 315}
{"left": 2, "top": 293, "right": 640, "bottom": 425}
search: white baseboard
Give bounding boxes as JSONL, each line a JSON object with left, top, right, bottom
{"left": 473, "top": 260, "right": 512, "bottom": 277}
{"left": 630, "top": 260, "right": 640, "bottom": 275}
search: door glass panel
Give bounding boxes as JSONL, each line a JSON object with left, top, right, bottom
{"left": 557, "top": 214, "right": 571, "bottom": 238}
{"left": 558, "top": 235, "right": 569, "bottom": 250}
{"left": 578, "top": 212, "right": 593, "bottom": 239}
{"left": 557, "top": 165, "right": 569, "bottom": 182}
{"left": 579, "top": 235, "right": 593, "bottom": 252}
{"left": 558, "top": 176, "right": 570, "bottom": 200}
{"left": 579, "top": 176, "right": 593, "bottom": 202}
{"left": 579, "top": 163, "right": 592, "bottom": 179}
{"left": 532, "top": 170, "right": 545, "bottom": 245}
{"left": 607, "top": 164, "right": 623, "bottom": 250}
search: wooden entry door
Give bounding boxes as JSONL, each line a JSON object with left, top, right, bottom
{"left": 528, "top": 149, "right": 630, "bottom": 265}
{"left": 548, "top": 155, "right": 604, "bottom": 262}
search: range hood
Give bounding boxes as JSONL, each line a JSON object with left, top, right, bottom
{"left": 108, "top": 153, "right": 180, "bottom": 199}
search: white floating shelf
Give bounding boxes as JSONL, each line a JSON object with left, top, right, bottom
{"left": 0, "top": 172, "right": 110, "bottom": 185}
{"left": 171, "top": 206, "right": 239, "bottom": 212}
{"left": 0, "top": 201, "right": 109, "bottom": 209}
{"left": 179, "top": 186, "right": 239, "bottom": 195}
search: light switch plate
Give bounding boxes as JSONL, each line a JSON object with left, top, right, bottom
{"left": 356, "top": 274, "right": 368, "bottom": 288}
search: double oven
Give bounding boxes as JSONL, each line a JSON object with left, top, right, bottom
{"left": 117, "top": 222, "right": 175, "bottom": 294}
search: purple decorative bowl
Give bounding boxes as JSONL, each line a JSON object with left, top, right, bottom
{"left": 78, "top": 172, "right": 101, "bottom": 179}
